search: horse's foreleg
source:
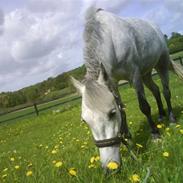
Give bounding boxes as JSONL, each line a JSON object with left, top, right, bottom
{"left": 133, "top": 71, "right": 160, "bottom": 139}
{"left": 142, "top": 72, "right": 166, "bottom": 122}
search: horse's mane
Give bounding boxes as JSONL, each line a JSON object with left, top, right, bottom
{"left": 83, "top": 7, "right": 104, "bottom": 81}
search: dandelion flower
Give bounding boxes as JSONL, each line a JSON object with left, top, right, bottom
{"left": 51, "top": 149, "right": 57, "bottom": 154}
{"left": 10, "top": 157, "right": 15, "bottom": 161}
{"left": 130, "top": 174, "right": 140, "bottom": 182}
{"left": 88, "top": 164, "right": 96, "bottom": 168}
{"left": 52, "top": 160, "right": 56, "bottom": 164}
{"left": 3, "top": 168, "right": 8, "bottom": 172}
{"left": 107, "top": 162, "right": 119, "bottom": 170}
{"left": 180, "top": 129, "right": 183, "bottom": 134}
{"left": 163, "top": 151, "right": 169, "bottom": 157}
{"left": 136, "top": 143, "right": 143, "bottom": 148}
{"left": 90, "top": 157, "right": 95, "bottom": 164}
{"left": 26, "top": 170, "right": 33, "bottom": 176}
{"left": 69, "top": 168, "right": 77, "bottom": 176}
{"left": 176, "top": 125, "right": 181, "bottom": 128}
{"left": 95, "top": 156, "right": 100, "bottom": 161}
{"left": 157, "top": 124, "right": 162, "bottom": 129}
{"left": 15, "top": 165, "right": 20, "bottom": 170}
{"left": 2, "top": 174, "right": 7, "bottom": 179}
{"left": 55, "top": 161, "right": 63, "bottom": 168}
{"left": 28, "top": 163, "right": 32, "bottom": 167}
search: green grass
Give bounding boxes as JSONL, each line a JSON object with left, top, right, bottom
{"left": 0, "top": 73, "right": 183, "bottom": 183}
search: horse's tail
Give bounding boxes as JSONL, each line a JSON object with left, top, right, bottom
{"left": 170, "top": 59, "right": 183, "bottom": 80}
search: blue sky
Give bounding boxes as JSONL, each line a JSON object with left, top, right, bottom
{"left": 0, "top": 0, "right": 183, "bottom": 92}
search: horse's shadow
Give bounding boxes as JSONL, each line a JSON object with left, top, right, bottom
{"left": 131, "top": 105, "right": 183, "bottom": 153}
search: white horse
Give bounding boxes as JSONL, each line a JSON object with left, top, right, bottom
{"left": 71, "top": 7, "right": 183, "bottom": 169}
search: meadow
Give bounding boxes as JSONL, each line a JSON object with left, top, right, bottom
{"left": 0, "top": 73, "right": 183, "bottom": 183}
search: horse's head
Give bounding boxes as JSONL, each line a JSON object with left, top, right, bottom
{"left": 71, "top": 65, "right": 123, "bottom": 169}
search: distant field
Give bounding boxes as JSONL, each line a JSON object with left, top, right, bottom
{"left": 170, "top": 50, "right": 183, "bottom": 59}
{"left": 0, "top": 73, "right": 183, "bottom": 182}
{"left": 0, "top": 93, "right": 79, "bottom": 123}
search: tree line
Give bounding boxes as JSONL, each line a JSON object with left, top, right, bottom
{"left": 1, "top": 32, "right": 183, "bottom": 110}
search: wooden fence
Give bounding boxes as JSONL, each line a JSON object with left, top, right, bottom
{"left": 0, "top": 56, "right": 182, "bottom": 124}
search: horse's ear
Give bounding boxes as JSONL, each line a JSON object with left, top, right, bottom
{"left": 70, "top": 76, "right": 84, "bottom": 95}
{"left": 97, "top": 63, "right": 108, "bottom": 85}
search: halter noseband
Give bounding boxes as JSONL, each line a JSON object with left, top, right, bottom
{"left": 94, "top": 132, "right": 127, "bottom": 148}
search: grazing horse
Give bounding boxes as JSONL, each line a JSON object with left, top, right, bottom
{"left": 71, "top": 7, "right": 183, "bottom": 169}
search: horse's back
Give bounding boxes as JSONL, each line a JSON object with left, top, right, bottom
{"left": 84, "top": 8, "right": 169, "bottom": 81}
{"left": 95, "top": 11, "right": 168, "bottom": 80}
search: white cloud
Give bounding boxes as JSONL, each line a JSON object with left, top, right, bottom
{"left": 0, "top": 0, "right": 183, "bottom": 91}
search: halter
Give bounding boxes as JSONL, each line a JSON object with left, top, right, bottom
{"left": 94, "top": 132, "right": 128, "bottom": 148}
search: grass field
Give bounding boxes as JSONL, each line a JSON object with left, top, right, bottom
{"left": 0, "top": 93, "right": 79, "bottom": 123}
{"left": 0, "top": 73, "right": 183, "bottom": 183}
{"left": 170, "top": 50, "right": 183, "bottom": 59}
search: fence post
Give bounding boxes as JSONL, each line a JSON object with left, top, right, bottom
{"left": 180, "top": 57, "right": 183, "bottom": 65}
{"left": 33, "top": 103, "right": 39, "bottom": 116}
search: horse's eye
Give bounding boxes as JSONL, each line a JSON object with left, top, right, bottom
{"left": 108, "top": 109, "right": 116, "bottom": 119}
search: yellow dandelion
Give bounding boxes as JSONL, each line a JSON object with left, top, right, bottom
{"left": 2, "top": 174, "right": 7, "bottom": 179}
{"left": 55, "top": 161, "right": 63, "bottom": 168}
{"left": 180, "top": 129, "right": 183, "bottom": 134}
{"left": 130, "top": 174, "right": 140, "bottom": 183}
{"left": 45, "top": 146, "right": 48, "bottom": 149}
{"left": 157, "top": 124, "right": 163, "bottom": 129}
{"left": 26, "top": 170, "right": 33, "bottom": 176}
{"left": 163, "top": 151, "right": 169, "bottom": 157}
{"left": 10, "top": 157, "right": 15, "bottom": 161}
{"left": 136, "top": 143, "right": 143, "bottom": 148}
{"left": 95, "top": 156, "right": 100, "bottom": 161}
{"left": 88, "top": 164, "right": 96, "bottom": 168}
{"left": 3, "top": 168, "right": 8, "bottom": 172}
{"left": 69, "top": 168, "right": 77, "bottom": 176}
{"left": 28, "top": 163, "right": 32, "bottom": 167}
{"left": 176, "top": 124, "right": 181, "bottom": 128}
{"left": 107, "top": 162, "right": 119, "bottom": 170}
{"left": 51, "top": 149, "right": 57, "bottom": 154}
{"left": 54, "top": 145, "right": 59, "bottom": 149}
{"left": 15, "top": 165, "right": 20, "bottom": 170}
{"left": 90, "top": 156, "right": 95, "bottom": 164}
{"left": 165, "top": 127, "right": 170, "bottom": 131}
{"left": 52, "top": 160, "right": 56, "bottom": 164}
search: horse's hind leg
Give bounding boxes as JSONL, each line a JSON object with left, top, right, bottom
{"left": 133, "top": 70, "right": 160, "bottom": 139}
{"left": 142, "top": 72, "right": 166, "bottom": 122}
{"left": 156, "top": 62, "right": 176, "bottom": 123}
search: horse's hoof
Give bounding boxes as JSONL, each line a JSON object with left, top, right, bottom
{"left": 152, "top": 138, "right": 162, "bottom": 143}
{"left": 124, "top": 131, "right": 132, "bottom": 140}
{"left": 169, "top": 113, "right": 176, "bottom": 123}
{"left": 152, "top": 133, "right": 161, "bottom": 142}
{"left": 158, "top": 115, "right": 165, "bottom": 122}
